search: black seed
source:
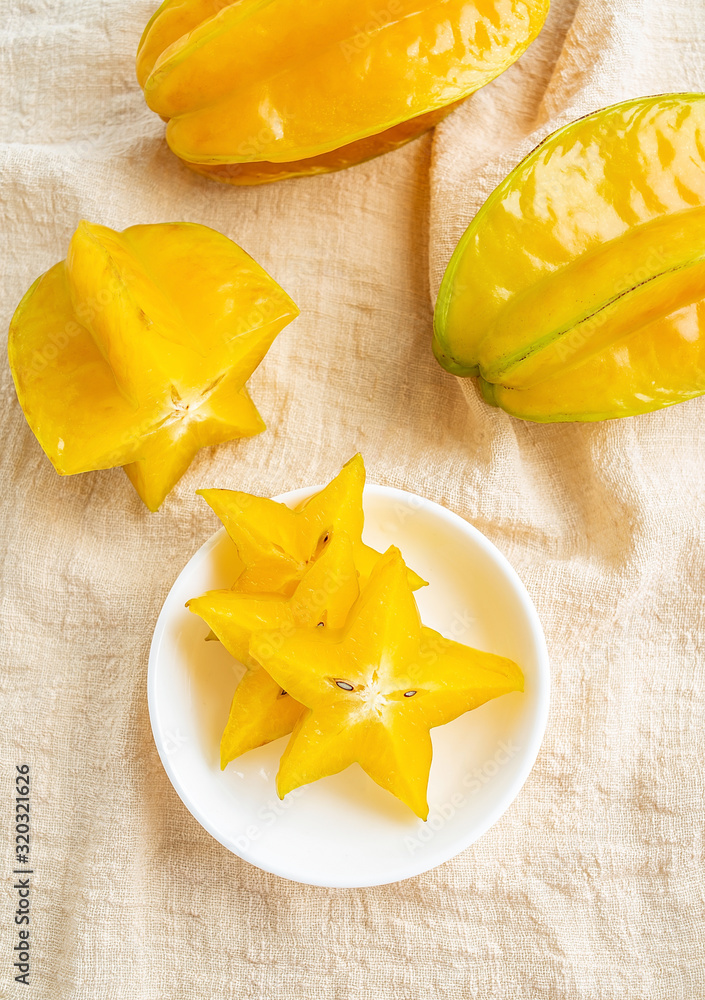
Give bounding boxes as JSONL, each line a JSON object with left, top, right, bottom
{"left": 403, "top": 690, "right": 417, "bottom": 698}
{"left": 335, "top": 680, "right": 354, "bottom": 692}
{"left": 280, "top": 690, "right": 288, "bottom": 697}
{"left": 317, "top": 621, "right": 325, "bottom": 628}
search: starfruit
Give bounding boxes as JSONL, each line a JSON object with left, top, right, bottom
{"left": 8, "top": 221, "right": 298, "bottom": 509}
{"left": 188, "top": 530, "right": 360, "bottom": 766}
{"left": 137, "top": 0, "right": 549, "bottom": 184}
{"left": 183, "top": 102, "right": 463, "bottom": 186}
{"left": 198, "top": 454, "right": 426, "bottom": 596}
{"left": 433, "top": 93, "right": 705, "bottom": 422}
{"left": 251, "top": 547, "right": 523, "bottom": 819}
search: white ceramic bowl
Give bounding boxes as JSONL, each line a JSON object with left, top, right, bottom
{"left": 148, "top": 484, "right": 550, "bottom": 887}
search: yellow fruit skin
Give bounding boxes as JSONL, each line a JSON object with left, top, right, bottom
{"left": 184, "top": 102, "right": 462, "bottom": 186}
{"left": 251, "top": 547, "right": 523, "bottom": 820}
{"left": 482, "top": 299, "right": 705, "bottom": 421}
{"left": 433, "top": 94, "right": 705, "bottom": 422}
{"left": 137, "top": 0, "right": 549, "bottom": 179}
{"left": 8, "top": 221, "right": 298, "bottom": 509}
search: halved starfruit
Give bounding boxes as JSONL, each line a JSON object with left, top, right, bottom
{"left": 433, "top": 93, "right": 705, "bottom": 421}
{"left": 8, "top": 221, "right": 298, "bottom": 509}
{"left": 137, "top": 0, "right": 549, "bottom": 184}
{"left": 251, "top": 547, "right": 523, "bottom": 819}
{"left": 188, "top": 530, "right": 360, "bottom": 766}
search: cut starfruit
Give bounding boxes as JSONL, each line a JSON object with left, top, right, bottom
{"left": 188, "top": 530, "right": 360, "bottom": 766}
{"left": 8, "top": 221, "right": 298, "bottom": 509}
{"left": 198, "top": 454, "right": 426, "bottom": 596}
{"left": 137, "top": 0, "right": 549, "bottom": 182}
{"left": 251, "top": 547, "right": 523, "bottom": 819}
{"left": 433, "top": 93, "right": 705, "bottom": 421}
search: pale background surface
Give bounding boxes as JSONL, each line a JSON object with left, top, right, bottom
{"left": 1, "top": 0, "right": 704, "bottom": 997}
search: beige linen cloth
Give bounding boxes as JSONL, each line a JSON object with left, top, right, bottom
{"left": 1, "top": 1, "right": 704, "bottom": 997}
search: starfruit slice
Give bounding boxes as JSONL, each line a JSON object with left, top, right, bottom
{"left": 433, "top": 93, "right": 705, "bottom": 421}
{"left": 251, "top": 547, "right": 523, "bottom": 820}
{"left": 8, "top": 221, "right": 298, "bottom": 509}
{"left": 188, "top": 530, "right": 360, "bottom": 766}
{"left": 199, "top": 454, "right": 426, "bottom": 596}
{"left": 137, "top": 0, "right": 549, "bottom": 181}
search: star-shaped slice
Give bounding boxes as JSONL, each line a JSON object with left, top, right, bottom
{"left": 250, "top": 547, "right": 523, "bottom": 820}
{"left": 124, "top": 381, "right": 264, "bottom": 513}
{"left": 188, "top": 530, "right": 360, "bottom": 767}
{"left": 198, "top": 453, "right": 426, "bottom": 596}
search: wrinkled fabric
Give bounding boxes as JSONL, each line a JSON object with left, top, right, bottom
{"left": 1, "top": 0, "right": 703, "bottom": 997}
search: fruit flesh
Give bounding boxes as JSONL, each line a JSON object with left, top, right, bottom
{"left": 251, "top": 547, "right": 523, "bottom": 819}
{"left": 433, "top": 94, "right": 705, "bottom": 421}
{"left": 188, "top": 531, "right": 360, "bottom": 766}
{"left": 138, "top": 0, "right": 549, "bottom": 169}
{"left": 198, "top": 454, "right": 426, "bottom": 596}
{"left": 123, "top": 381, "right": 264, "bottom": 512}
{"left": 8, "top": 221, "right": 298, "bottom": 508}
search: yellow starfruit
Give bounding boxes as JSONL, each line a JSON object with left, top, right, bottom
{"left": 433, "top": 93, "right": 705, "bottom": 421}
{"left": 251, "top": 547, "right": 523, "bottom": 819}
{"left": 136, "top": 0, "right": 549, "bottom": 183}
{"left": 184, "top": 102, "right": 463, "bottom": 186}
{"left": 8, "top": 221, "right": 298, "bottom": 509}
{"left": 188, "top": 530, "right": 360, "bottom": 766}
{"left": 199, "top": 454, "right": 426, "bottom": 596}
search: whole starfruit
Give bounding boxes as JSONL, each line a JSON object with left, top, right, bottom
{"left": 8, "top": 221, "right": 298, "bottom": 509}
{"left": 433, "top": 93, "right": 705, "bottom": 422}
{"left": 136, "top": 0, "right": 549, "bottom": 185}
